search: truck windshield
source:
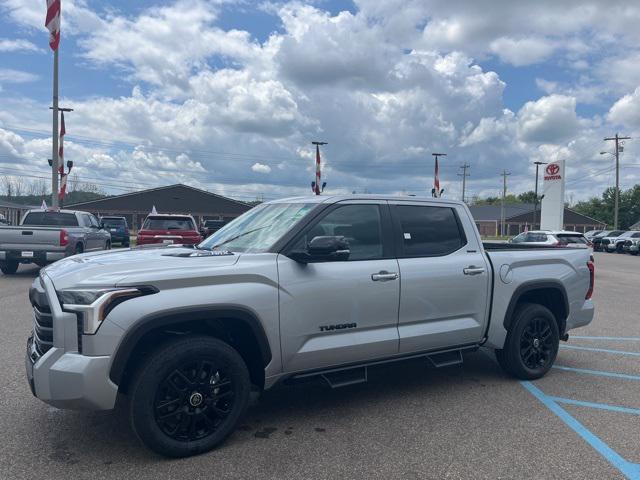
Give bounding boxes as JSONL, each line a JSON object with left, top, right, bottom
{"left": 22, "top": 212, "right": 79, "bottom": 226}
{"left": 200, "top": 203, "right": 315, "bottom": 253}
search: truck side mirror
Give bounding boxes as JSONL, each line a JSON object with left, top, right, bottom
{"left": 289, "top": 236, "right": 350, "bottom": 263}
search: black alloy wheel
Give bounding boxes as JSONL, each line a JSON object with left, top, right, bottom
{"left": 129, "top": 336, "right": 250, "bottom": 457}
{"left": 519, "top": 317, "right": 554, "bottom": 370}
{"left": 154, "top": 361, "right": 235, "bottom": 442}
{"left": 495, "top": 302, "right": 559, "bottom": 380}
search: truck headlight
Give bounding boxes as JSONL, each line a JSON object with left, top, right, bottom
{"left": 57, "top": 286, "right": 157, "bottom": 334}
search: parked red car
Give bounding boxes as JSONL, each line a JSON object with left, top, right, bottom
{"left": 136, "top": 214, "right": 202, "bottom": 246}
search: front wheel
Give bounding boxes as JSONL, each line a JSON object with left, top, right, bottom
{"left": 129, "top": 336, "right": 251, "bottom": 457}
{"left": 495, "top": 303, "right": 559, "bottom": 380}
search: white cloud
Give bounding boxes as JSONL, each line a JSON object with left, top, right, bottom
{"left": 608, "top": 88, "right": 640, "bottom": 129}
{"left": 0, "top": 69, "right": 38, "bottom": 83}
{"left": 490, "top": 37, "right": 555, "bottom": 66}
{"left": 0, "top": 38, "right": 41, "bottom": 52}
{"left": 517, "top": 95, "right": 579, "bottom": 144}
{"left": 251, "top": 163, "right": 271, "bottom": 173}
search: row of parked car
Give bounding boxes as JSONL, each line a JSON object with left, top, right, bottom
{"left": 587, "top": 229, "right": 640, "bottom": 254}
{"left": 0, "top": 208, "right": 226, "bottom": 274}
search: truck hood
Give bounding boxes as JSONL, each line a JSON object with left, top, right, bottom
{"left": 43, "top": 246, "right": 239, "bottom": 290}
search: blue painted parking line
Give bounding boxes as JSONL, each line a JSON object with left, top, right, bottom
{"left": 553, "top": 365, "right": 640, "bottom": 381}
{"left": 521, "top": 381, "right": 640, "bottom": 479}
{"left": 572, "top": 336, "right": 640, "bottom": 342}
{"left": 548, "top": 396, "right": 640, "bottom": 416}
{"left": 561, "top": 344, "right": 640, "bottom": 357}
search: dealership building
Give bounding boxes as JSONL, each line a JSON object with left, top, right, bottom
{"left": 469, "top": 204, "right": 606, "bottom": 237}
{"left": 66, "top": 184, "right": 252, "bottom": 231}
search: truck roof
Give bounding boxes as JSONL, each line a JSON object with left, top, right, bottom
{"left": 25, "top": 209, "right": 85, "bottom": 215}
{"left": 267, "top": 195, "right": 463, "bottom": 205}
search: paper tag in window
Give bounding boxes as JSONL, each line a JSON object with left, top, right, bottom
{"left": 403, "top": 233, "right": 411, "bottom": 240}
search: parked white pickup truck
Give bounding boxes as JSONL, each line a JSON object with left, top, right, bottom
{"left": 26, "top": 195, "right": 594, "bottom": 457}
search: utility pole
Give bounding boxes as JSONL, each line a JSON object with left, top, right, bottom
{"left": 311, "top": 141, "right": 327, "bottom": 195}
{"left": 603, "top": 133, "right": 631, "bottom": 230}
{"left": 500, "top": 170, "right": 511, "bottom": 237}
{"left": 533, "top": 161, "right": 547, "bottom": 229}
{"left": 458, "top": 163, "right": 470, "bottom": 203}
{"left": 431, "top": 153, "right": 446, "bottom": 197}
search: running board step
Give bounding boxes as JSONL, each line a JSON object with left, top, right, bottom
{"left": 321, "top": 366, "right": 368, "bottom": 388}
{"left": 426, "top": 350, "right": 464, "bottom": 368}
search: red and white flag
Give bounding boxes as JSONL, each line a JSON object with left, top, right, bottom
{"left": 58, "top": 111, "right": 67, "bottom": 201}
{"left": 45, "top": 0, "right": 61, "bottom": 51}
{"left": 433, "top": 157, "right": 440, "bottom": 197}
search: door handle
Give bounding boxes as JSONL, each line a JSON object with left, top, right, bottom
{"left": 463, "top": 266, "right": 485, "bottom": 276}
{"left": 371, "top": 271, "right": 399, "bottom": 282}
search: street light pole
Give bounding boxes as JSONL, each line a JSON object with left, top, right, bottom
{"left": 533, "top": 161, "right": 547, "bottom": 229}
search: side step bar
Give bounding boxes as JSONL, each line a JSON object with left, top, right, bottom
{"left": 290, "top": 345, "right": 475, "bottom": 389}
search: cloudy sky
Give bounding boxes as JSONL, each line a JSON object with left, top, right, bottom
{"left": 1, "top": 0, "right": 639, "bottom": 202}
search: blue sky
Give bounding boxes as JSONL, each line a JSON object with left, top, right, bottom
{"left": 0, "top": 0, "right": 639, "bottom": 202}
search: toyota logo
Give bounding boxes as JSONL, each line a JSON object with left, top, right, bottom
{"left": 546, "top": 164, "right": 560, "bottom": 175}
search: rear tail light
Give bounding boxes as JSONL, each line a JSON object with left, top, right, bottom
{"left": 586, "top": 260, "right": 595, "bottom": 299}
{"left": 59, "top": 229, "right": 69, "bottom": 246}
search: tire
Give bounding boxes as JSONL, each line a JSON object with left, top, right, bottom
{"left": 494, "top": 303, "right": 559, "bottom": 380}
{"left": 616, "top": 244, "right": 624, "bottom": 253}
{"left": 129, "top": 336, "right": 251, "bottom": 458}
{"left": 0, "top": 260, "right": 19, "bottom": 275}
{"left": 75, "top": 244, "right": 84, "bottom": 255}
{"left": 123, "top": 241, "right": 130, "bottom": 248}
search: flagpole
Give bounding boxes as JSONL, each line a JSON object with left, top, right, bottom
{"left": 51, "top": 47, "right": 59, "bottom": 209}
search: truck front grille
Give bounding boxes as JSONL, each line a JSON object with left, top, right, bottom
{"left": 29, "top": 278, "right": 53, "bottom": 356}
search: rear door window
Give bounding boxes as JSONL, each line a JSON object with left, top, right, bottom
{"left": 394, "top": 205, "right": 466, "bottom": 257}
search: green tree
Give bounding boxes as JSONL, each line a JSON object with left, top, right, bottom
{"left": 517, "top": 190, "right": 537, "bottom": 203}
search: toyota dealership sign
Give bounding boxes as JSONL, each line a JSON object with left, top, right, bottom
{"left": 540, "top": 160, "right": 566, "bottom": 230}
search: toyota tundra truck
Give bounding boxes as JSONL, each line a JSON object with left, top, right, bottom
{"left": 0, "top": 209, "right": 112, "bottom": 274}
{"left": 25, "top": 195, "right": 595, "bottom": 457}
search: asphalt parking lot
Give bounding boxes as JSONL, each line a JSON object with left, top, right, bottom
{"left": 1, "top": 252, "right": 639, "bottom": 479}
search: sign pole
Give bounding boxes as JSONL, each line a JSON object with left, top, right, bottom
{"left": 51, "top": 48, "right": 59, "bottom": 209}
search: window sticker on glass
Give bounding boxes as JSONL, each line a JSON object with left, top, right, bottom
{"left": 404, "top": 232, "right": 412, "bottom": 240}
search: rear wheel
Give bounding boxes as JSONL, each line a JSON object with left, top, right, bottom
{"left": 74, "top": 244, "right": 83, "bottom": 255}
{"left": 0, "top": 260, "right": 18, "bottom": 275}
{"left": 129, "top": 336, "right": 251, "bottom": 457}
{"left": 495, "top": 303, "right": 559, "bottom": 380}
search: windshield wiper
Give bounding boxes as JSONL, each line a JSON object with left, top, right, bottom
{"left": 209, "top": 225, "right": 269, "bottom": 250}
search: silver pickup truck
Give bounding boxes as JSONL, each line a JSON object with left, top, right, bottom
{"left": 0, "top": 209, "right": 112, "bottom": 274}
{"left": 25, "top": 195, "right": 594, "bottom": 457}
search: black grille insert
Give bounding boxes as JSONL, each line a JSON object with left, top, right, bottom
{"left": 29, "top": 278, "right": 53, "bottom": 356}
